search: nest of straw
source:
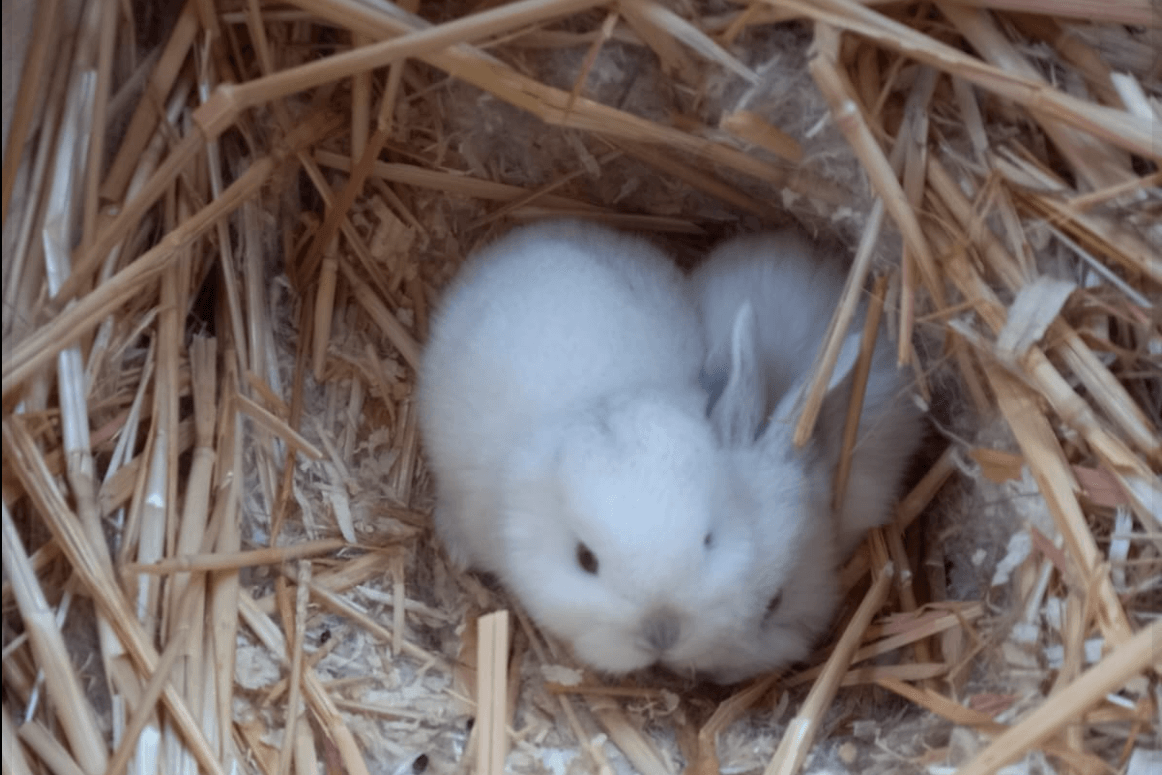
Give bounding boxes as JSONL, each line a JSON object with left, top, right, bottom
{"left": 2, "top": 1, "right": 1159, "bottom": 774}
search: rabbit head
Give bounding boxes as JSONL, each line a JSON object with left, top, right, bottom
{"left": 499, "top": 389, "right": 760, "bottom": 675}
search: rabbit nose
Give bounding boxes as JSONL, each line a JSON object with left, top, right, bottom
{"left": 641, "top": 609, "right": 682, "bottom": 653}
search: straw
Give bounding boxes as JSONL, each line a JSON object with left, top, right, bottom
{"left": 1, "top": 502, "right": 108, "bottom": 775}
{"left": 236, "top": 591, "right": 372, "bottom": 775}
{"left": 193, "top": 0, "right": 607, "bottom": 138}
{"left": 765, "top": 565, "right": 894, "bottom": 775}
{"left": 768, "top": 0, "right": 1159, "bottom": 160}
{"left": 2, "top": 704, "right": 34, "bottom": 775}
{"left": 287, "top": 0, "right": 849, "bottom": 203}
{"left": 125, "top": 539, "right": 348, "bottom": 575}
{"left": 276, "top": 561, "right": 311, "bottom": 775}
{"left": 946, "top": 0, "right": 1158, "bottom": 26}
{"left": 475, "top": 611, "right": 511, "bottom": 775}
{"left": 959, "top": 620, "right": 1162, "bottom": 775}
{"left": 3, "top": 2, "right": 1158, "bottom": 773}
{"left": 3, "top": 419, "right": 225, "bottom": 775}
{"left": 0, "top": 0, "right": 63, "bottom": 222}
{"left": 982, "top": 362, "right": 1133, "bottom": 645}
{"left": 832, "top": 274, "right": 887, "bottom": 511}
{"left": 16, "top": 721, "right": 87, "bottom": 775}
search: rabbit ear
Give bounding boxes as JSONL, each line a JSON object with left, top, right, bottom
{"left": 708, "top": 301, "right": 766, "bottom": 445}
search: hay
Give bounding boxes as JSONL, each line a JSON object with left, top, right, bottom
{"left": 2, "top": 1, "right": 1159, "bottom": 774}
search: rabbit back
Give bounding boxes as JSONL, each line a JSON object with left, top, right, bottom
{"left": 693, "top": 231, "right": 847, "bottom": 409}
{"left": 419, "top": 220, "right": 704, "bottom": 572}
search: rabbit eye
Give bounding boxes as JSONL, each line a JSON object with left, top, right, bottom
{"left": 764, "top": 591, "right": 783, "bottom": 618}
{"left": 576, "top": 542, "right": 599, "bottom": 575}
{"left": 703, "top": 532, "right": 713, "bottom": 548}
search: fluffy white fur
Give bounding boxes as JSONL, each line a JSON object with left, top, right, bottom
{"left": 693, "top": 231, "right": 925, "bottom": 557}
{"left": 683, "top": 231, "right": 925, "bottom": 682}
{"left": 419, "top": 220, "right": 761, "bottom": 676}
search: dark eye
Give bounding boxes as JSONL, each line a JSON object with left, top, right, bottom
{"left": 765, "top": 591, "right": 783, "bottom": 618}
{"left": 576, "top": 542, "right": 598, "bottom": 575}
{"left": 703, "top": 532, "right": 713, "bottom": 548}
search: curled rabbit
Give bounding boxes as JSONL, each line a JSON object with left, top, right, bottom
{"left": 693, "top": 231, "right": 924, "bottom": 557}
{"left": 675, "top": 232, "right": 925, "bottom": 682}
{"left": 418, "top": 220, "right": 759, "bottom": 675}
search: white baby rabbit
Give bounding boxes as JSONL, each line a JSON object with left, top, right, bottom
{"left": 418, "top": 220, "right": 760, "bottom": 675}
{"left": 692, "top": 231, "right": 924, "bottom": 558}
{"left": 668, "top": 364, "right": 843, "bottom": 683}
{"left": 672, "top": 232, "right": 925, "bottom": 682}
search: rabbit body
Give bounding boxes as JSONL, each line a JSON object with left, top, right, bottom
{"left": 692, "top": 231, "right": 924, "bottom": 557}
{"left": 682, "top": 232, "right": 925, "bottom": 682}
{"left": 419, "top": 221, "right": 761, "bottom": 675}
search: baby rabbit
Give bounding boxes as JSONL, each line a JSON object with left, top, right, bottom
{"left": 418, "top": 220, "right": 760, "bottom": 675}
{"left": 693, "top": 231, "right": 924, "bottom": 557}
{"left": 679, "top": 231, "right": 925, "bottom": 682}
